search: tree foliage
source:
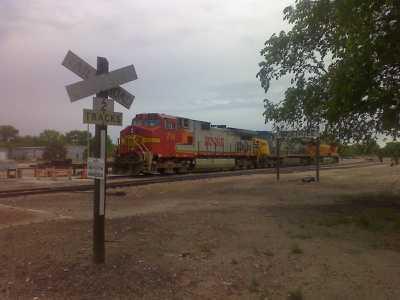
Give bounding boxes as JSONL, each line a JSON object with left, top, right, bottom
{"left": 65, "top": 130, "right": 91, "bottom": 146}
{"left": 43, "top": 141, "right": 67, "bottom": 161}
{"left": 338, "top": 139, "right": 380, "bottom": 156}
{"left": 0, "top": 125, "right": 19, "bottom": 142}
{"left": 38, "top": 130, "right": 65, "bottom": 146}
{"left": 0, "top": 127, "right": 94, "bottom": 150}
{"left": 383, "top": 141, "right": 400, "bottom": 158}
{"left": 257, "top": 0, "right": 400, "bottom": 142}
{"left": 89, "top": 134, "right": 115, "bottom": 157}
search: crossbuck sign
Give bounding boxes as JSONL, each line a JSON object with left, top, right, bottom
{"left": 62, "top": 50, "right": 137, "bottom": 109}
{"left": 62, "top": 50, "right": 137, "bottom": 264}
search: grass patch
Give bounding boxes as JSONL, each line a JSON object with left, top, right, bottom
{"left": 263, "top": 249, "right": 274, "bottom": 256}
{"left": 290, "top": 243, "right": 303, "bottom": 254}
{"left": 287, "top": 288, "right": 303, "bottom": 300}
{"left": 318, "top": 208, "right": 400, "bottom": 232}
{"left": 290, "top": 232, "right": 312, "bottom": 240}
{"left": 316, "top": 192, "right": 400, "bottom": 233}
{"left": 248, "top": 277, "right": 259, "bottom": 293}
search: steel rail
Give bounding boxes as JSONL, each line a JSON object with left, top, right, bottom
{"left": 0, "top": 162, "right": 379, "bottom": 198}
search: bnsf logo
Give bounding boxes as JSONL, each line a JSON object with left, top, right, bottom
{"left": 205, "top": 136, "right": 224, "bottom": 147}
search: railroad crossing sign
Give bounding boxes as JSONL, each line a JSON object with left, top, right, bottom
{"left": 62, "top": 50, "right": 137, "bottom": 109}
{"left": 65, "top": 65, "right": 137, "bottom": 102}
{"left": 93, "top": 97, "right": 114, "bottom": 112}
{"left": 62, "top": 51, "right": 138, "bottom": 264}
{"left": 83, "top": 109, "right": 123, "bottom": 126}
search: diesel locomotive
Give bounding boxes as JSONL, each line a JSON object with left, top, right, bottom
{"left": 114, "top": 113, "right": 338, "bottom": 175}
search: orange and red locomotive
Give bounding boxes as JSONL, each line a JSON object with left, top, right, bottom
{"left": 114, "top": 113, "right": 271, "bottom": 174}
{"left": 114, "top": 113, "right": 339, "bottom": 175}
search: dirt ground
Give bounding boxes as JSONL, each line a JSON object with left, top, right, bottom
{"left": 0, "top": 164, "right": 400, "bottom": 299}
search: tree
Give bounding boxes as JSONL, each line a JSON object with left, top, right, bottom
{"left": 338, "top": 139, "right": 380, "bottom": 157}
{"left": 383, "top": 141, "right": 400, "bottom": 164}
{"left": 0, "top": 125, "right": 18, "bottom": 142}
{"left": 14, "top": 135, "right": 41, "bottom": 147}
{"left": 65, "top": 130, "right": 91, "bottom": 146}
{"left": 257, "top": 0, "right": 400, "bottom": 142}
{"left": 43, "top": 141, "right": 67, "bottom": 161}
{"left": 89, "top": 134, "right": 115, "bottom": 157}
{"left": 38, "top": 130, "right": 65, "bottom": 146}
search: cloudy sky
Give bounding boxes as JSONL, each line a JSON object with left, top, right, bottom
{"left": 0, "top": 0, "right": 293, "bottom": 140}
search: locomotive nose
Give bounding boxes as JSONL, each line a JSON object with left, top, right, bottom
{"left": 129, "top": 126, "right": 159, "bottom": 150}
{"left": 130, "top": 125, "right": 152, "bottom": 137}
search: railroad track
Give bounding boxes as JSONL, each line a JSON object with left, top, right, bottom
{"left": 0, "top": 161, "right": 380, "bottom": 198}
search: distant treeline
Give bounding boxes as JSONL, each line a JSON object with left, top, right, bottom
{"left": 0, "top": 125, "right": 115, "bottom": 160}
{"left": 338, "top": 139, "right": 400, "bottom": 161}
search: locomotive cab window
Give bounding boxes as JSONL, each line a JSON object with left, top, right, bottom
{"left": 183, "top": 119, "right": 189, "bottom": 128}
{"left": 165, "top": 120, "right": 176, "bottom": 129}
{"left": 132, "top": 119, "right": 143, "bottom": 126}
{"left": 144, "top": 119, "right": 160, "bottom": 127}
{"left": 177, "top": 118, "right": 188, "bottom": 128}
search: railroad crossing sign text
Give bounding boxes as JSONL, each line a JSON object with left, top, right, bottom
{"left": 83, "top": 109, "right": 123, "bottom": 126}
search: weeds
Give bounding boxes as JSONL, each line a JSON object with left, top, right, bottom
{"left": 248, "top": 277, "right": 259, "bottom": 293}
{"left": 318, "top": 208, "right": 400, "bottom": 232}
{"left": 290, "top": 243, "right": 303, "bottom": 254}
{"left": 316, "top": 192, "right": 400, "bottom": 233}
{"left": 291, "top": 233, "right": 312, "bottom": 240}
{"left": 287, "top": 288, "right": 303, "bottom": 300}
{"left": 263, "top": 249, "right": 274, "bottom": 256}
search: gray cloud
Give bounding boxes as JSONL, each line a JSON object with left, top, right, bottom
{"left": 0, "top": 0, "right": 294, "bottom": 139}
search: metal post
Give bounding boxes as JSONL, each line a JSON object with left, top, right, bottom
{"left": 316, "top": 136, "right": 320, "bottom": 182}
{"left": 87, "top": 124, "right": 90, "bottom": 159}
{"left": 276, "top": 137, "right": 280, "bottom": 181}
{"left": 93, "top": 57, "right": 108, "bottom": 264}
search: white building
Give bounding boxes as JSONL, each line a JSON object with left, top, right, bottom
{"left": 11, "top": 147, "right": 45, "bottom": 161}
{"left": 66, "top": 145, "right": 86, "bottom": 162}
{"left": 0, "top": 148, "right": 8, "bottom": 161}
{"left": 8, "top": 145, "right": 86, "bottom": 162}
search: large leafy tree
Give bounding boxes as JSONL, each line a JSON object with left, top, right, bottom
{"left": 257, "top": 0, "right": 400, "bottom": 142}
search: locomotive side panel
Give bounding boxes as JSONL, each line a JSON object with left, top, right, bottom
{"left": 191, "top": 124, "right": 255, "bottom": 157}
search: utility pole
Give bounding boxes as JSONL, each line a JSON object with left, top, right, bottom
{"left": 87, "top": 124, "right": 90, "bottom": 159}
{"left": 93, "top": 57, "right": 108, "bottom": 264}
{"left": 276, "top": 136, "right": 280, "bottom": 181}
{"left": 316, "top": 136, "right": 320, "bottom": 182}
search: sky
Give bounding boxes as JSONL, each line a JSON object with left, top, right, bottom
{"left": 0, "top": 0, "right": 293, "bottom": 140}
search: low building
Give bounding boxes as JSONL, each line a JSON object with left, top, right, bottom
{"left": 66, "top": 145, "right": 86, "bottom": 162}
{"left": 0, "top": 148, "right": 8, "bottom": 161}
{"left": 9, "top": 145, "right": 86, "bottom": 162}
{"left": 10, "top": 147, "right": 45, "bottom": 161}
